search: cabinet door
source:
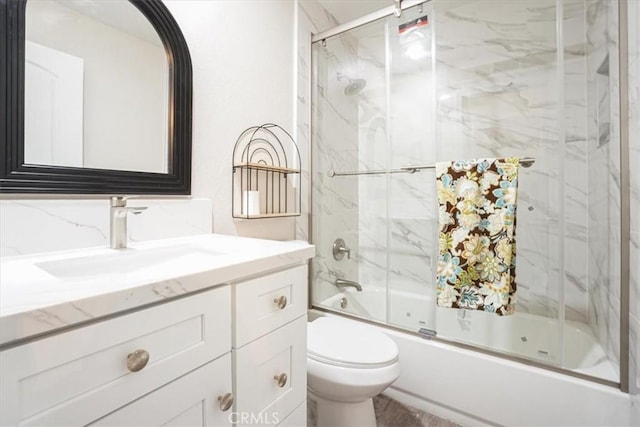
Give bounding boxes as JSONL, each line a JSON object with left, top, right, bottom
{"left": 278, "top": 401, "right": 306, "bottom": 427}
{"left": 234, "top": 317, "right": 306, "bottom": 426}
{"left": 0, "top": 286, "right": 231, "bottom": 426}
{"left": 90, "top": 353, "right": 233, "bottom": 427}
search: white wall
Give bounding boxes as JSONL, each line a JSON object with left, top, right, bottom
{"left": 165, "top": 0, "right": 297, "bottom": 240}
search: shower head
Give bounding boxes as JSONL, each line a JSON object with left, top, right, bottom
{"left": 337, "top": 72, "right": 367, "bottom": 96}
{"left": 344, "top": 78, "right": 367, "bottom": 96}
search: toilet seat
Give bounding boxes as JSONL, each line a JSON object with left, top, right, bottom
{"left": 308, "top": 317, "right": 399, "bottom": 369}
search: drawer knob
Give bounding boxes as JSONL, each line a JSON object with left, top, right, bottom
{"left": 273, "top": 295, "right": 288, "bottom": 310}
{"left": 218, "top": 393, "right": 234, "bottom": 412}
{"left": 274, "top": 372, "right": 288, "bottom": 388}
{"left": 126, "top": 349, "right": 150, "bottom": 372}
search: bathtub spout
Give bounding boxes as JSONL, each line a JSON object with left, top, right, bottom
{"left": 335, "top": 278, "right": 363, "bottom": 292}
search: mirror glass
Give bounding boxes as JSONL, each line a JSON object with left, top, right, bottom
{"left": 24, "top": 0, "right": 169, "bottom": 174}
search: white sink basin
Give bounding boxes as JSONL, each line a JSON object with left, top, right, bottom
{"left": 36, "top": 245, "right": 225, "bottom": 279}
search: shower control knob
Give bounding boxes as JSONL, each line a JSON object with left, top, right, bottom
{"left": 332, "top": 238, "right": 351, "bottom": 261}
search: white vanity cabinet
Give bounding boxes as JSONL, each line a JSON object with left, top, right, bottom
{"left": 0, "top": 233, "right": 314, "bottom": 427}
{"left": 232, "top": 265, "right": 308, "bottom": 427}
{"left": 0, "top": 286, "right": 233, "bottom": 427}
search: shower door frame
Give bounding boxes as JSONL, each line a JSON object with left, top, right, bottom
{"left": 307, "top": 0, "right": 632, "bottom": 393}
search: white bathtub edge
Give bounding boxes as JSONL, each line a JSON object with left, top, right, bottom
{"left": 385, "top": 326, "right": 630, "bottom": 426}
{"left": 310, "top": 310, "right": 632, "bottom": 426}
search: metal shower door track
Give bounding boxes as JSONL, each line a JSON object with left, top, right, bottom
{"left": 311, "top": 0, "right": 430, "bottom": 43}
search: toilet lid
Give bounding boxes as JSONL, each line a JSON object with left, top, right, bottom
{"left": 308, "top": 317, "right": 399, "bottom": 368}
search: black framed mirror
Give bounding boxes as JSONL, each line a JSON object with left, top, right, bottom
{"left": 0, "top": 0, "right": 192, "bottom": 194}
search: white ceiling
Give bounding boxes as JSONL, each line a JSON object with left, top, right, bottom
{"left": 317, "top": 0, "right": 392, "bottom": 24}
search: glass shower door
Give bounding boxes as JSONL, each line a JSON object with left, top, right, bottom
{"left": 310, "top": 12, "right": 390, "bottom": 324}
{"left": 311, "top": 0, "right": 623, "bottom": 384}
{"left": 385, "top": 3, "right": 437, "bottom": 334}
{"left": 310, "top": 2, "right": 440, "bottom": 335}
{"left": 429, "top": 0, "right": 565, "bottom": 368}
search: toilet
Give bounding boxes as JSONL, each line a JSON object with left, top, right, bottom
{"left": 307, "top": 317, "right": 400, "bottom": 427}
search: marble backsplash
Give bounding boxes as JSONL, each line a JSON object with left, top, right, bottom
{"left": 0, "top": 198, "right": 212, "bottom": 257}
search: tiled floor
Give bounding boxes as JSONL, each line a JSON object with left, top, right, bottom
{"left": 307, "top": 394, "right": 462, "bottom": 427}
{"left": 373, "top": 395, "right": 462, "bottom": 427}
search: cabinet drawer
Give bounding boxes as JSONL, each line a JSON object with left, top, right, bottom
{"left": 234, "top": 316, "right": 306, "bottom": 426}
{"left": 234, "top": 265, "right": 307, "bottom": 347}
{"left": 90, "top": 353, "right": 233, "bottom": 427}
{"left": 0, "top": 286, "right": 231, "bottom": 426}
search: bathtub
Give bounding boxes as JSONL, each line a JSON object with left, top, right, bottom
{"left": 320, "top": 288, "right": 617, "bottom": 379}
{"left": 314, "top": 289, "right": 631, "bottom": 426}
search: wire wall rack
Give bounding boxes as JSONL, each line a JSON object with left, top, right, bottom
{"left": 232, "top": 123, "right": 301, "bottom": 219}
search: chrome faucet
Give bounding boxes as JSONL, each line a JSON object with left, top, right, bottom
{"left": 335, "top": 278, "right": 363, "bottom": 292}
{"left": 110, "top": 196, "right": 148, "bottom": 249}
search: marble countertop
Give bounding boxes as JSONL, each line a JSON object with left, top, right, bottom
{"left": 0, "top": 234, "right": 315, "bottom": 347}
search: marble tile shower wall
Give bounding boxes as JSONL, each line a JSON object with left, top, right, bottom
{"left": 628, "top": 0, "right": 640, "bottom": 421}
{"left": 295, "top": 13, "right": 312, "bottom": 245}
{"left": 356, "top": 11, "right": 438, "bottom": 322}
{"left": 354, "top": 26, "right": 437, "bottom": 308}
{"left": 354, "top": 30, "right": 389, "bottom": 301}
{"left": 433, "top": 0, "right": 588, "bottom": 320}
{"left": 386, "top": 74, "right": 437, "bottom": 304}
{"left": 0, "top": 199, "right": 212, "bottom": 257}
{"left": 586, "top": 0, "right": 622, "bottom": 373}
{"left": 563, "top": 1, "right": 590, "bottom": 323}
{"left": 310, "top": 29, "right": 362, "bottom": 305}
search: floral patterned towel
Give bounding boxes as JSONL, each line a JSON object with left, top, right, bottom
{"left": 435, "top": 157, "right": 519, "bottom": 316}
